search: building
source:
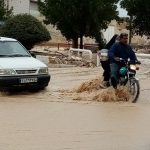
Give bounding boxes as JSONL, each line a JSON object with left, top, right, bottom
{"left": 103, "top": 20, "right": 150, "bottom": 46}
{"left": 6, "top": 0, "right": 40, "bottom": 16}
{"left": 103, "top": 20, "right": 129, "bottom": 42}
{"left": 30, "top": 0, "right": 40, "bottom": 16}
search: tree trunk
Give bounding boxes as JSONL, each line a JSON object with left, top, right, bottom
{"left": 129, "top": 16, "right": 133, "bottom": 45}
{"left": 72, "top": 38, "right": 78, "bottom": 48}
{"left": 80, "top": 35, "right": 83, "bottom": 49}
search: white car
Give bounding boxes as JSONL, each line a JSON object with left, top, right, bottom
{"left": 0, "top": 37, "right": 50, "bottom": 90}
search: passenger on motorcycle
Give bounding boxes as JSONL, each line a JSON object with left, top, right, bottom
{"left": 108, "top": 33, "right": 138, "bottom": 88}
{"left": 98, "top": 34, "right": 119, "bottom": 88}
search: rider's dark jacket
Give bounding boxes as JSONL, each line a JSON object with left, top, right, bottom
{"left": 108, "top": 42, "right": 137, "bottom": 63}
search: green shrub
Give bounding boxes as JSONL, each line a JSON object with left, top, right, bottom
{"left": 1, "top": 14, "right": 51, "bottom": 50}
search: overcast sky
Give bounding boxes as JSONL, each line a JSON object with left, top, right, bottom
{"left": 117, "top": 2, "right": 128, "bottom": 17}
{"left": 118, "top": 8, "right": 128, "bottom": 17}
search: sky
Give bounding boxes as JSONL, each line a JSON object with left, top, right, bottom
{"left": 117, "top": 2, "right": 128, "bottom": 17}
{"left": 118, "top": 7, "right": 128, "bottom": 17}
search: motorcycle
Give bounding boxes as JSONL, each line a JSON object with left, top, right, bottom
{"left": 114, "top": 58, "right": 141, "bottom": 103}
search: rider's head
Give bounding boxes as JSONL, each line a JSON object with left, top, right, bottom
{"left": 119, "top": 33, "right": 128, "bottom": 44}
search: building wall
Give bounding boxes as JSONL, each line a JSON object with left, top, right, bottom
{"left": 7, "top": 0, "right": 40, "bottom": 16}
{"left": 8, "top": 0, "right": 30, "bottom": 15}
{"left": 103, "top": 26, "right": 115, "bottom": 43}
{"left": 30, "top": 1, "right": 40, "bottom": 16}
{"left": 102, "top": 20, "right": 129, "bottom": 43}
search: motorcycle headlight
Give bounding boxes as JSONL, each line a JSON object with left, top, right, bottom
{"left": 136, "top": 64, "right": 140, "bottom": 70}
{"left": 130, "top": 65, "right": 136, "bottom": 70}
{"left": 38, "top": 68, "right": 49, "bottom": 74}
{"left": 0, "top": 69, "right": 16, "bottom": 76}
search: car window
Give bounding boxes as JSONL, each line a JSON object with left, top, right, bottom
{"left": 0, "top": 41, "right": 30, "bottom": 57}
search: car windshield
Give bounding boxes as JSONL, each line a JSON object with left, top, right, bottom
{"left": 0, "top": 41, "right": 30, "bottom": 57}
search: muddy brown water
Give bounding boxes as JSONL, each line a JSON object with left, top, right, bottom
{"left": 0, "top": 66, "right": 150, "bottom": 149}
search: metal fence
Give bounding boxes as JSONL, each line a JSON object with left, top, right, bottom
{"left": 39, "top": 42, "right": 99, "bottom": 52}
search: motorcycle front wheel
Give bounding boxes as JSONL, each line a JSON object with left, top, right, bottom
{"left": 128, "top": 78, "right": 140, "bottom": 103}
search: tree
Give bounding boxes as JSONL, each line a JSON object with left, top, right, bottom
{"left": 38, "top": 0, "right": 119, "bottom": 48}
{"left": 1, "top": 14, "right": 51, "bottom": 50}
{"left": 0, "top": 0, "right": 12, "bottom": 21}
{"left": 117, "top": 16, "right": 133, "bottom": 44}
{"left": 121, "top": 0, "right": 150, "bottom": 36}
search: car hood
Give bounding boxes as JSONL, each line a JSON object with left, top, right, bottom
{"left": 0, "top": 57, "right": 47, "bottom": 69}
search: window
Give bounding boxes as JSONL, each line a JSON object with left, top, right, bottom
{"left": 0, "top": 41, "right": 30, "bottom": 57}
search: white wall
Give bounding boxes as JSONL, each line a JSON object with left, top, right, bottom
{"left": 8, "top": 0, "right": 30, "bottom": 15}
{"left": 8, "top": 0, "right": 41, "bottom": 16}
{"left": 29, "top": 1, "right": 40, "bottom": 16}
{"left": 103, "top": 26, "right": 115, "bottom": 43}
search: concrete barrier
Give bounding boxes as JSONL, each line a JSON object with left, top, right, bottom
{"left": 69, "top": 48, "right": 93, "bottom": 60}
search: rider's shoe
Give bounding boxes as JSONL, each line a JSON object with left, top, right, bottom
{"left": 105, "top": 81, "right": 110, "bottom": 87}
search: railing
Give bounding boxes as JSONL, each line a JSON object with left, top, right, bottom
{"left": 39, "top": 42, "right": 72, "bottom": 50}
{"left": 39, "top": 42, "right": 99, "bottom": 52}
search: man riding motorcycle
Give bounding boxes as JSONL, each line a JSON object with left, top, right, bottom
{"left": 108, "top": 33, "right": 138, "bottom": 88}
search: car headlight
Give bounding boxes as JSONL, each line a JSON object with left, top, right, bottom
{"left": 38, "top": 68, "right": 49, "bottom": 74}
{"left": 130, "top": 65, "right": 136, "bottom": 70}
{"left": 0, "top": 69, "right": 16, "bottom": 76}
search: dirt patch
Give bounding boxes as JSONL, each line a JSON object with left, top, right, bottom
{"left": 32, "top": 48, "right": 96, "bottom": 67}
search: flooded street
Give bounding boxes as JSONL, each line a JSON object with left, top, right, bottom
{"left": 0, "top": 62, "right": 150, "bottom": 150}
